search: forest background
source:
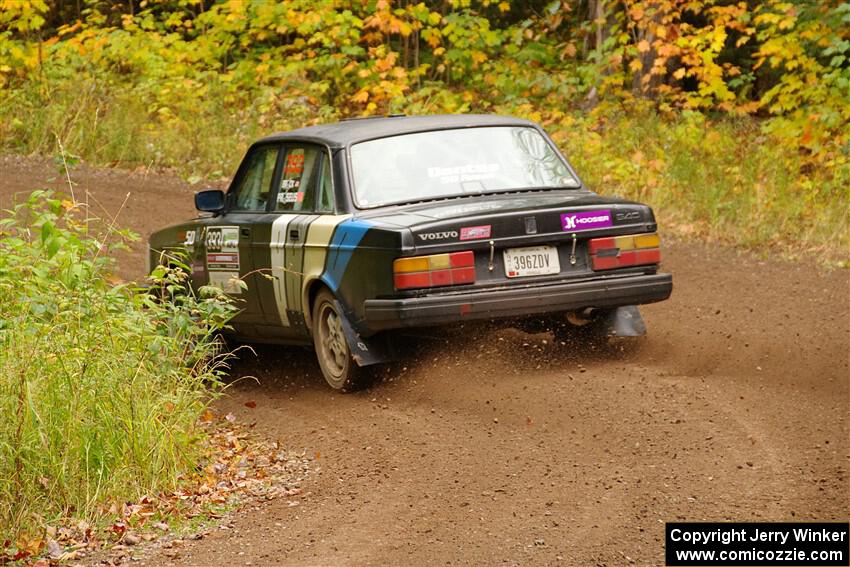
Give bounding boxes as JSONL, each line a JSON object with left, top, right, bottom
{"left": 1, "top": 0, "right": 848, "bottom": 255}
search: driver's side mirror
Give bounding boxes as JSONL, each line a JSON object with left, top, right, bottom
{"left": 195, "top": 189, "right": 225, "bottom": 213}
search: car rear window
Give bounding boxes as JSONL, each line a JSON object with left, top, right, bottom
{"left": 349, "top": 126, "right": 579, "bottom": 208}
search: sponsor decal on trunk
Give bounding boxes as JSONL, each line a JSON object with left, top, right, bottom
{"left": 560, "top": 210, "right": 613, "bottom": 232}
{"left": 459, "top": 225, "right": 492, "bottom": 240}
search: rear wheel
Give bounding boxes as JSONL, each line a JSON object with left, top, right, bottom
{"left": 311, "top": 289, "right": 373, "bottom": 392}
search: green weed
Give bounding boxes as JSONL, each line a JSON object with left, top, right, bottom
{"left": 0, "top": 190, "right": 237, "bottom": 542}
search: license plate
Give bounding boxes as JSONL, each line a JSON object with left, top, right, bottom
{"left": 503, "top": 245, "right": 560, "bottom": 278}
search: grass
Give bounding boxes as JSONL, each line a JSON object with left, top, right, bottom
{"left": 0, "top": 76, "right": 329, "bottom": 182}
{"left": 0, "top": 191, "right": 236, "bottom": 543}
{"left": 0, "top": 75, "right": 846, "bottom": 262}
{"left": 552, "top": 109, "right": 849, "bottom": 262}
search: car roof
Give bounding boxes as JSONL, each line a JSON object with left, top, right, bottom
{"left": 254, "top": 114, "right": 537, "bottom": 148}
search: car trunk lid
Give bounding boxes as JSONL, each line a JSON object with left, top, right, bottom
{"left": 359, "top": 190, "right": 654, "bottom": 250}
{"left": 365, "top": 190, "right": 660, "bottom": 291}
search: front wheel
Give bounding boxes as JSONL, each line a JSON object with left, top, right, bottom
{"left": 311, "top": 289, "right": 374, "bottom": 392}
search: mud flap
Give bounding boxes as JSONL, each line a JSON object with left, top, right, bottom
{"left": 601, "top": 305, "right": 646, "bottom": 337}
{"left": 334, "top": 300, "right": 393, "bottom": 367}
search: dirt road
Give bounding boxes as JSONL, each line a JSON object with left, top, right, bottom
{"left": 2, "top": 156, "right": 847, "bottom": 566}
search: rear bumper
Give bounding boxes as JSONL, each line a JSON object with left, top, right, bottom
{"left": 363, "top": 272, "right": 672, "bottom": 332}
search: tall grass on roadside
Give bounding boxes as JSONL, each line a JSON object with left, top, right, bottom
{"left": 0, "top": 75, "right": 327, "bottom": 182}
{"left": 0, "top": 191, "right": 237, "bottom": 540}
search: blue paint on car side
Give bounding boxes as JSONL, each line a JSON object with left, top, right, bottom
{"left": 322, "top": 218, "right": 374, "bottom": 292}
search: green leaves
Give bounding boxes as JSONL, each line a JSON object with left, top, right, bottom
{"left": 0, "top": 191, "right": 237, "bottom": 543}
{"left": 0, "top": 0, "right": 48, "bottom": 33}
{"left": 1, "top": 0, "right": 843, "bottom": 140}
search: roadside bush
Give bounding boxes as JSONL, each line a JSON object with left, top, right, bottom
{"left": 0, "top": 190, "right": 237, "bottom": 541}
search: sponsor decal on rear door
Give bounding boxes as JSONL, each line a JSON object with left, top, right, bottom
{"left": 268, "top": 213, "right": 354, "bottom": 327}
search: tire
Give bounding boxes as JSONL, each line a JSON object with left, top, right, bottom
{"left": 311, "top": 289, "right": 374, "bottom": 392}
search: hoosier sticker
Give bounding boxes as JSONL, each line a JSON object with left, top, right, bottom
{"left": 560, "top": 210, "right": 613, "bottom": 232}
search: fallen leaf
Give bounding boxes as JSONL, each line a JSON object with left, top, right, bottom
{"left": 46, "top": 538, "right": 63, "bottom": 559}
{"left": 244, "top": 401, "right": 257, "bottom": 409}
{"left": 15, "top": 533, "right": 43, "bottom": 557}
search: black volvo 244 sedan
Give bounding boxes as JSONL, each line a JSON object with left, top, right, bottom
{"left": 149, "top": 114, "right": 672, "bottom": 391}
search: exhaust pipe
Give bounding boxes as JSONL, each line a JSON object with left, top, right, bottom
{"left": 565, "top": 307, "right": 599, "bottom": 326}
{"left": 567, "top": 306, "right": 647, "bottom": 336}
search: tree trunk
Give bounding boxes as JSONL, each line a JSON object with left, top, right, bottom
{"left": 631, "top": 4, "right": 664, "bottom": 97}
{"left": 595, "top": 0, "right": 605, "bottom": 51}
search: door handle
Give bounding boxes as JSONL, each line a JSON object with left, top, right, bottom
{"left": 289, "top": 228, "right": 300, "bottom": 240}
{"left": 240, "top": 227, "right": 251, "bottom": 238}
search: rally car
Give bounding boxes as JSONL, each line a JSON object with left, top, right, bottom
{"left": 148, "top": 114, "right": 672, "bottom": 391}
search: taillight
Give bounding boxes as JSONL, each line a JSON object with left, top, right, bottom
{"left": 393, "top": 251, "right": 476, "bottom": 290}
{"left": 589, "top": 233, "right": 661, "bottom": 271}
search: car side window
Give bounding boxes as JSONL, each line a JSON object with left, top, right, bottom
{"left": 315, "top": 153, "right": 334, "bottom": 213}
{"left": 231, "top": 146, "right": 279, "bottom": 212}
{"left": 275, "top": 146, "right": 333, "bottom": 213}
